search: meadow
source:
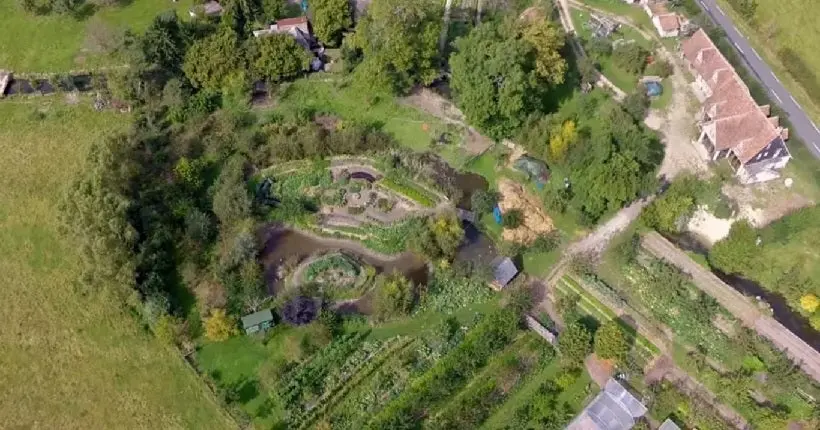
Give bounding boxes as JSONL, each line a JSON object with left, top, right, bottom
{"left": 0, "top": 99, "right": 232, "bottom": 428}
{"left": 0, "top": 0, "right": 194, "bottom": 72}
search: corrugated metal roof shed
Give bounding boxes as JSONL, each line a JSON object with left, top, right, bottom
{"left": 567, "top": 378, "right": 647, "bottom": 430}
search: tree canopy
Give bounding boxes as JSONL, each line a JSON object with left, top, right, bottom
{"left": 349, "top": 0, "right": 442, "bottom": 93}
{"left": 450, "top": 21, "right": 541, "bottom": 140}
{"left": 252, "top": 34, "right": 313, "bottom": 82}
{"left": 557, "top": 322, "right": 593, "bottom": 365}
{"left": 593, "top": 321, "right": 630, "bottom": 362}
{"left": 184, "top": 28, "right": 246, "bottom": 92}
{"left": 310, "top": 0, "right": 352, "bottom": 46}
{"left": 373, "top": 273, "right": 415, "bottom": 321}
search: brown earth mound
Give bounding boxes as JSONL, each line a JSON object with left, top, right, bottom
{"left": 498, "top": 178, "right": 554, "bottom": 244}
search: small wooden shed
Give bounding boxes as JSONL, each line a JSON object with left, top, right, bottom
{"left": 241, "top": 309, "right": 275, "bottom": 334}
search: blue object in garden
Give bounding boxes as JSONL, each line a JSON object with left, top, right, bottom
{"left": 493, "top": 205, "right": 502, "bottom": 224}
{"left": 536, "top": 181, "right": 545, "bottom": 190}
{"left": 645, "top": 81, "right": 663, "bottom": 97}
{"left": 301, "top": 0, "right": 308, "bottom": 11}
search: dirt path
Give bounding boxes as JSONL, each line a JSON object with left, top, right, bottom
{"left": 642, "top": 232, "right": 820, "bottom": 383}
{"left": 644, "top": 355, "right": 750, "bottom": 429}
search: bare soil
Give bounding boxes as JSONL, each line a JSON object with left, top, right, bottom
{"left": 497, "top": 178, "right": 554, "bottom": 244}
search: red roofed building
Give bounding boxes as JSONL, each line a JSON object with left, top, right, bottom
{"left": 682, "top": 29, "right": 791, "bottom": 184}
{"left": 643, "top": 1, "right": 684, "bottom": 38}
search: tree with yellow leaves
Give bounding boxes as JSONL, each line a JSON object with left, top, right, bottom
{"left": 204, "top": 309, "right": 239, "bottom": 342}
{"left": 521, "top": 20, "right": 568, "bottom": 85}
{"left": 800, "top": 294, "right": 819, "bottom": 313}
{"left": 549, "top": 120, "right": 577, "bottom": 163}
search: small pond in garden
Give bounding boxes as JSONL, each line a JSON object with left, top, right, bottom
{"left": 259, "top": 226, "right": 428, "bottom": 295}
{"left": 453, "top": 171, "right": 489, "bottom": 210}
{"left": 668, "top": 233, "right": 820, "bottom": 350}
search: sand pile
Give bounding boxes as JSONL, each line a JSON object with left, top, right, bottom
{"left": 498, "top": 178, "right": 554, "bottom": 244}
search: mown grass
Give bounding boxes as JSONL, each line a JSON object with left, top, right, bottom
{"left": 0, "top": 99, "right": 232, "bottom": 428}
{"left": 0, "top": 1, "right": 195, "bottom": 72}
{"left": 274, "top": 77, "right": 446, "bottom": 152}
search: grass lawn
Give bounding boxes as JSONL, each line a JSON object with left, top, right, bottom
{"left": 649, "top": 77, "right": 673, "bottom": 110}
{"left": 577, "top": 0, "right": 654, "bottom": 32}
{"left": 570, "top": 8, "right": 643, "bottom": 92}
{"left": 0, "top": 1, "right": 195, "bottom": 72}
{"left": 715, "top": 0, "right": 820, "bottom": 125}
{"left": 0, "top": 99, "right": 231, "bottom": 428}
{"left": 274, "top": 76, "right": 446, "bottom": 152}
{"left": 367, "top": 298, "right": 501, "bottom": 340}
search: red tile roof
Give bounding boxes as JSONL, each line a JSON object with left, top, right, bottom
{"left": 276, "top": 16, "right": 308, "bottom": 27}
{"left": 682, "top": 29, "right": 787, "bottom": 164}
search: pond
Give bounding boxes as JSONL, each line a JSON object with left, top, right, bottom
{"left": 454, "top": 171, "right": 489, "bottom": 210}
{"left": 668, "top": 233, "right": 820, "bottom": 350}
{"left": 259, "top": 226, "right": 428, "bottom": 295}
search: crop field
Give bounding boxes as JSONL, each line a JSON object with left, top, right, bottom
{"left": 0, "top": 1, "right": 195, "bottom": 72}
{"left": 0, "top": 100, "right": 231, "bottom": 427}
{"left": 196, "top": 305, "right": 597, "bottom": 429}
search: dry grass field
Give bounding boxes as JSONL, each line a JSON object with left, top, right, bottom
{"left": 0, "top": 99, "right": 233, "bottom": 429}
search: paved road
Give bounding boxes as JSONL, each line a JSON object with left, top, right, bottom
{"left": 696, "top": 0, "right": 820, "bottom": 158}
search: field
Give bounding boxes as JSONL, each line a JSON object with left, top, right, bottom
{"left": 0, "top": 0, "right": 194, "bottom": 72}
{"left": 0, "top": 100, "right": 232, "bottom": 428}
{"left": 196, "top": 300, "right": 597, "bottom": 429}
{"left": 715, "top": 0, "right": 820, "bottom": 125}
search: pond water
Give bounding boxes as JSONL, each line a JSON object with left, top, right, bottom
{"left": 668, "top": 233, "right": 820, "bottom": 349}
{"left": 259, "top": 226, "right": 428, "bottom": 295}
{"left": 455, "top": 221, "right": 498, "bottom": 267}
{"left": 454, "top": 171, "right": 489, "bottom": 210}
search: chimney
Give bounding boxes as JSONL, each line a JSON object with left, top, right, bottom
{"left": 768, "top": 116, "right": 780, "bottom": 128}
{"left": 758, "top": 104, "right": 771, "bottom": 116}
{"left": 780, "top": 128, "right": 790, "bottom": 141}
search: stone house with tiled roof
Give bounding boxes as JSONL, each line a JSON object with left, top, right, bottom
{"left": 682, "top": 29, "right": 791, "bottom": 184}
{"left": 643, "top": 1, "right": 684, "bottom": 38}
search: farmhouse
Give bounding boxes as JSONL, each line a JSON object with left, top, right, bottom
{"left": 567, "top": 378, "right": 648, "bottom": 430}
{"left": 643, "top": 1, "right": 683, "bottom": 38}
{"left": 189, "top": 0, "right": 223, "bottom": 18}
{"left": 241, "top": 309, "right": 275, "bottom": 334}
{"left": 682, "top": 29, "right": 791, "bottom": 184}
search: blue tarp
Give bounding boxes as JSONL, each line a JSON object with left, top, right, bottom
{"left": 493, "top": 205, "right": 502, "bottom": 224}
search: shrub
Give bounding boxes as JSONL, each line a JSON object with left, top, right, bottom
{"left": 645, "top": 59, "right": 673, "bottom": 78}
{"left": 558, "top": 322, "right": 593, "bottom": 365}
{"left": 613, "top": 43, "right": 649, "bottom": 75}
{"left": 531, "top": 231, "right": 560, "bottom": 253}
{"left": 502, "top": 209, "right": 524, "bottom": 229}
{"left": 471, "top": 189, "right": 499, "bottom": 214}
{"left": 372, "top": 273, "right": 415, "bottom": 321}
{"left": 593, "top": 321, "right": 630, "bottom": 362}
{"left": 204, "top": 309, "right": 239, "bottom": 341}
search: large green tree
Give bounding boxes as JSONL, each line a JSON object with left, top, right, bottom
{"left": 141, "top": 11, "right": 186, "bottom": 73}
{"left": 709, "top": 220, "right": 759, "bottom": 275}
{"left": 373, "top": 273, "right": 415, "bottom": 321}
{"left": 183, "top": 28, "right": 246, "bottom": 92}
{"left": 557, "top": 322, "right": 593, "bottom": 365}
{"left": 252, "top": 34, "right": 312, "bottom": 82}
{"left": 521, "top": 20, "right": 567, "bottom": 85}
{"left": 450, "top": 21, "right": 542, "bottom": 140}
{"left": 310, "top": 0, "right": 352, "bottom": 46}
{"left": 349, "top": 0, "right": 442, "bottom": 93}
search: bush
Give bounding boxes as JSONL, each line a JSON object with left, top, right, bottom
{"left": 613, "top": 43, "right": 649, "bottom": 75}
{"left": 471, "top": 189, "right": 499, "bottom": 215}
{"left": 531, "top": 231, "right": 560, "bottom": 253}
{"left": 645, "top": 59, "right": 673, "bottom": 78}
{"left": 557, "top": 322, "right": 593, "bottom": 365}
{"left": 502, "top": 209, "right": 524, "bottom": 229}
{"left": 593, "top": 321, "right": 630, "bottom": 362}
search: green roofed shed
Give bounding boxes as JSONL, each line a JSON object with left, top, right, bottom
{"left": 513, "top": 155, "right": 550, "bottom": 184}
{"left": 241, "top": 309, "right": 275, "bottom": 334}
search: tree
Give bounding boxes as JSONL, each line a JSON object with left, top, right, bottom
{"left": 645, "top": 59, "right": 673, "bottom": 78}
{"left": 503, "top": 209, "right": 524, "bottom": 229}
{"left": 521, "top": 20, "right": 567, "bottom": 85}
{"left": 428, "top": 213, "right": 464, "bottom": 259}
{"left": 613, "top": 43, "right": 648, "bottom": 75}
{"left": 549, "top": 121, "right": 577, "bottom": 163}
{"left": 141, "top": 11, "right": 186, "bottom": 73}
{"left": 557, "top": 322, "right": 593, "bottom": 365}
{"left": 311, "top": 0, "right": 352, "bottom": 46}
{"left": 221, "top": 0, "right": 263, "bottom": 37}
{"left": 212, "top": 156, "right": 251, "bottom": 226}
{"left": 252, "top": 34, "right": 312, "bottom": 82}
{"left": 373, "top": 273, "right": 415, "bottom": 321}
{"left": 593, "top": 321, "right": 630, "bottom": 362}
{"left": 709, "top": 220, "right": 758, "bottom": 275}
{"left": 204, "top": 308, "right": 239, "bottom": 341}
{"left": 184, "top": 28, "right": 246, "bottom": 91}
{"left": 154, "top": 314, "right": 181, "bottom": 344}
{"left": 578, "top": 56, "right": 599, "bottom": 87}
{"left": 623, "top": 88, "right": 650, "bottom": 121}
{"left": 349, "top": 0, "right": 442, "bottom": 93}
{"left": 586, "top": 37, "right": 612, "bottom": 59}
{"left": 450, "top": 21, "right": 542, "bottom": 140}
{"left": 800, "top": 294, "right": 819, "bottom": 313}
{"left": 471, "top": 189, "right": 499, "bottom": 214}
